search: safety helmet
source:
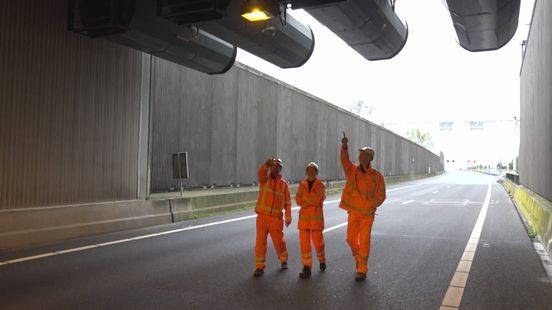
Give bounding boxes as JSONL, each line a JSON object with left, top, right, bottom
{"left": 306, "top": 162, "right": 319, "bottom": 173}
{"left": 359, "top": 147, "right": 375, "bottom": 159}
{"left": 272, "top": 157, "right": 283, "bottom": 167}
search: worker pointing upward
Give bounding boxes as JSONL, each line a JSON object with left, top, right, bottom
{"left": 340, "top": 131, "right": 386, "bottom": 281}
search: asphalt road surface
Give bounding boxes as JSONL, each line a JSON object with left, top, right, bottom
{"left": 1, "top": 171, "right": 551, "bottom": 309}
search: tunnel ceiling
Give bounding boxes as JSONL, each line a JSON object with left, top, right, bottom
{"left": 68, "top": 0, "right": 522, "bottom": 73}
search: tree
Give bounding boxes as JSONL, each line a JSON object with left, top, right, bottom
{"left": 406, "top": 128, "right": 433, "bottom": 149}
{"left": 349, "top": 100, "right": 374, "bottom": 116}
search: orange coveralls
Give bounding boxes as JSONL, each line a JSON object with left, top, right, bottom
{"left": 339, "top": 146, "right": 386, "bottom": 273}
{"left": 295, "top": 178, "right": 326, "bottom": 268}
{"left": 254, "top": 164, "right": 292, "bottom": 270}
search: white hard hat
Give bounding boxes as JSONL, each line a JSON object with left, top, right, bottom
{"left": 359, "top": 147, "right": 375, "bottom": 158}
{"left": 306, "top": 162, "right": 319, "bottom": 172}
{"left": 272, "top": 157, "right": 283, "bottom": 167}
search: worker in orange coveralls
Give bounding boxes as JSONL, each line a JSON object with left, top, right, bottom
{"left": 340, "top": 132, "right": 386, "bottom": 281}
{"left": 253, "top": 157, "right": 292, "bottom": 277}
{"left": 295, "top": 162, "right": 327, "bottom": 279}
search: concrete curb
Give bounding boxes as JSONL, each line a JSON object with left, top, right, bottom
{"left": 474, "top": 169, "right": 501, "bottom": 176}
{"left": 0, "top": 174, "right": 438, "bottom": 252}
{"left": 503, "top": 179, "right": 552, "bottom": 257}
{"left": 0, "top": 200, "right": 171, "bottom": 252}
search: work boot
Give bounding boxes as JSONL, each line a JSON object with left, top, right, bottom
{"left": 281, "top": 262, "right": 288, "bottom": 270}
{"left": 355, "top": 272, "right": 366, "bottom": 282}
{"left": 253, "top": 269, "right": 264, "bottom": 277}
{"left": 299, "top": 266, "right": 311, "bottom": 279}
{"left": 320, "top": 263, "right": 326, "bottom": 271}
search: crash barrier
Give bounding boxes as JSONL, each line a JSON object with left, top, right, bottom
{"left": 503, "top": 179, "right": 552, "bottom": 256}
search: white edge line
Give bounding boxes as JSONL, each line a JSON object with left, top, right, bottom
{"left": 56, "top": 245, "right": 99, "bottom": 254}
{"left": 386, "top": 183, "right": 426, "bottom": 192}
{"left": 323, "top": 222, "right": 348, "bottom": 233}
{"left": 0, "top": 189, "right": 393, "bottom": 266}
{"left": 4, "top": 252, "right": 58, "bottom": 264}
{"left": 440, "top": 182, "right": 492, "bottom": 308}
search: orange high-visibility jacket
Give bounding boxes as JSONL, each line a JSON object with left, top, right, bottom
{"left": 295, "top": 178, "right": 326, "bottom": 230}
{"left": 255, "top": 164, "right": 291, "bottom": 222}
{"left": 339, "top": 146, "right": 386, "bottom": 216}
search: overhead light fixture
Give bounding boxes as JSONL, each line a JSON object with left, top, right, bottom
{"left": 241, "top": 0, "right": 277, "bottom": 22}
{"left": 241, "top": 8, "right": 271, "bottom": 21}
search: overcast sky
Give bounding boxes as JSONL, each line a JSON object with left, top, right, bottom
{"left": 234, "top": 0, "right": 535, "bottom": 165}
{"left": 236, "top": 0, "right": 535, "bottom": 125}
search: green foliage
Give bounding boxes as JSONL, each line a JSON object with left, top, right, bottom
{"left": 406, "top": 128, "right": 433, "bottom": 149}
{"left": 326, "top": 188, "right": 343, "bottom": 196}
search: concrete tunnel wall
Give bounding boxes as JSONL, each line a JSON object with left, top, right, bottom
{"left": 151, "top": 60, "right": 444, "bottom": 191}
{"left": 0, "top": 0, "right": 150, "bottom": 210}
{"left": 519, "top": 0, "right": 552, "bottom": 201}
{"left": 0, "top": 0, "right": 442, "bottom": 210}
{"left": 0, "top": 0, "right": 442, "bottom": 249}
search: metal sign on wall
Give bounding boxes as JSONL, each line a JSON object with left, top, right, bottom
{"left": 172, "top": 152, "right": 189, "bottom": 179}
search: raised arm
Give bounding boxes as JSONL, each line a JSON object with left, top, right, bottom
{"left": 341, "top": 131, "right": 353, "bottom": 176}
{"left": 257, "top": 159, "right": 272, "bottom": 184}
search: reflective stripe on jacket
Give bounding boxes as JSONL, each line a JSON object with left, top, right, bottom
{"left": 295, "top": 178, "right": 326, "bottom": 230}
{"left": 339, "top": 146, "right": 386, "bottom": 217}
{"left": 255, "top": 164, "right": 291, "bottom": 221}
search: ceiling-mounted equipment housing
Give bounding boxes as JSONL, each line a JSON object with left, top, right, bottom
{"left": 295, "top": 0, "right": 408, "bottom": 61}
{"left": 158, "top": 0, "right": 231, "bottom": 24}
{"left": 290, "top": 0, "right": 345, "bottom": 10}
{"left": 444, "top": 0, "right": 521, "bottom": 51}
{"left": 163, "top": 0, "right": 315, "bottom": 69}
{"left": 68, "top": 0, "right": 237, "bottom": 74}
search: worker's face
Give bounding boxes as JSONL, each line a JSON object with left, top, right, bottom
{"left": 270, "top": 164, "right": 282, "bottom": 177}
{"left": 358, "top": 151, "right": 373, "bottom": 167}
{"left": 306, "top": 167, "right": 318, "bottom": 180}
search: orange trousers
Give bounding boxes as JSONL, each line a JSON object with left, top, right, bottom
{"left": 346, "top": 213, "right": 375, "bottom": 273}
{"left": 255, "top": 214, "right": 288, "bottom": 270}
{"left": 299, "top": 229, "right": 325, "bottom": 268}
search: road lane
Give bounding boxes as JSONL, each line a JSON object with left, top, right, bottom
{"left": 1, "top": 172, "right": 550, "bottom": 309}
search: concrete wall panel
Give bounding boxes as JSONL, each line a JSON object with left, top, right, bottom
{"left": 520, "top": 0, "right": 552, "bottom": 201}
{"left": 150, "top": 63, "right": 443, "bottom": 191}
{"left": 210, "top": 73, "right": 239, "bottom": 186}
{"left": 0, "top": 0, "right": 144, "bottom": 209}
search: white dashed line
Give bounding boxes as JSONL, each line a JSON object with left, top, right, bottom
{"left": 401, "top": 200, "right": 414, "bottom": 205}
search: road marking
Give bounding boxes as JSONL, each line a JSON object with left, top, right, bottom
{"left": 323, "top": 222, "right": 348, "bottom": 233}
{"left": 533, "top": 242, "right": 552, "bottom": 278}
{"left": 386, "top": 183, "right": 427, "bottom": 192}
{"left": 440, "top": 183, "right": 492, "bottom": 309}
{"left": 0, "top": 198, "right": 346, "bottom": 266}
{"left": 0, "top": 183, "right": 424, "bottom": 266}
{"left": 401, "top": 200, "right": 414, "bottom": 205}
{"left": 432, "top": 190, "right": 439, "bottom": 194}
{"left": 55, "top": 245, "right": 99, "bottom": 254}
{"left": 423, "top": 200, "right": 482, "bottom": 206}
{"left": 5, "top": 253, "right": 58, "bottom": 264}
